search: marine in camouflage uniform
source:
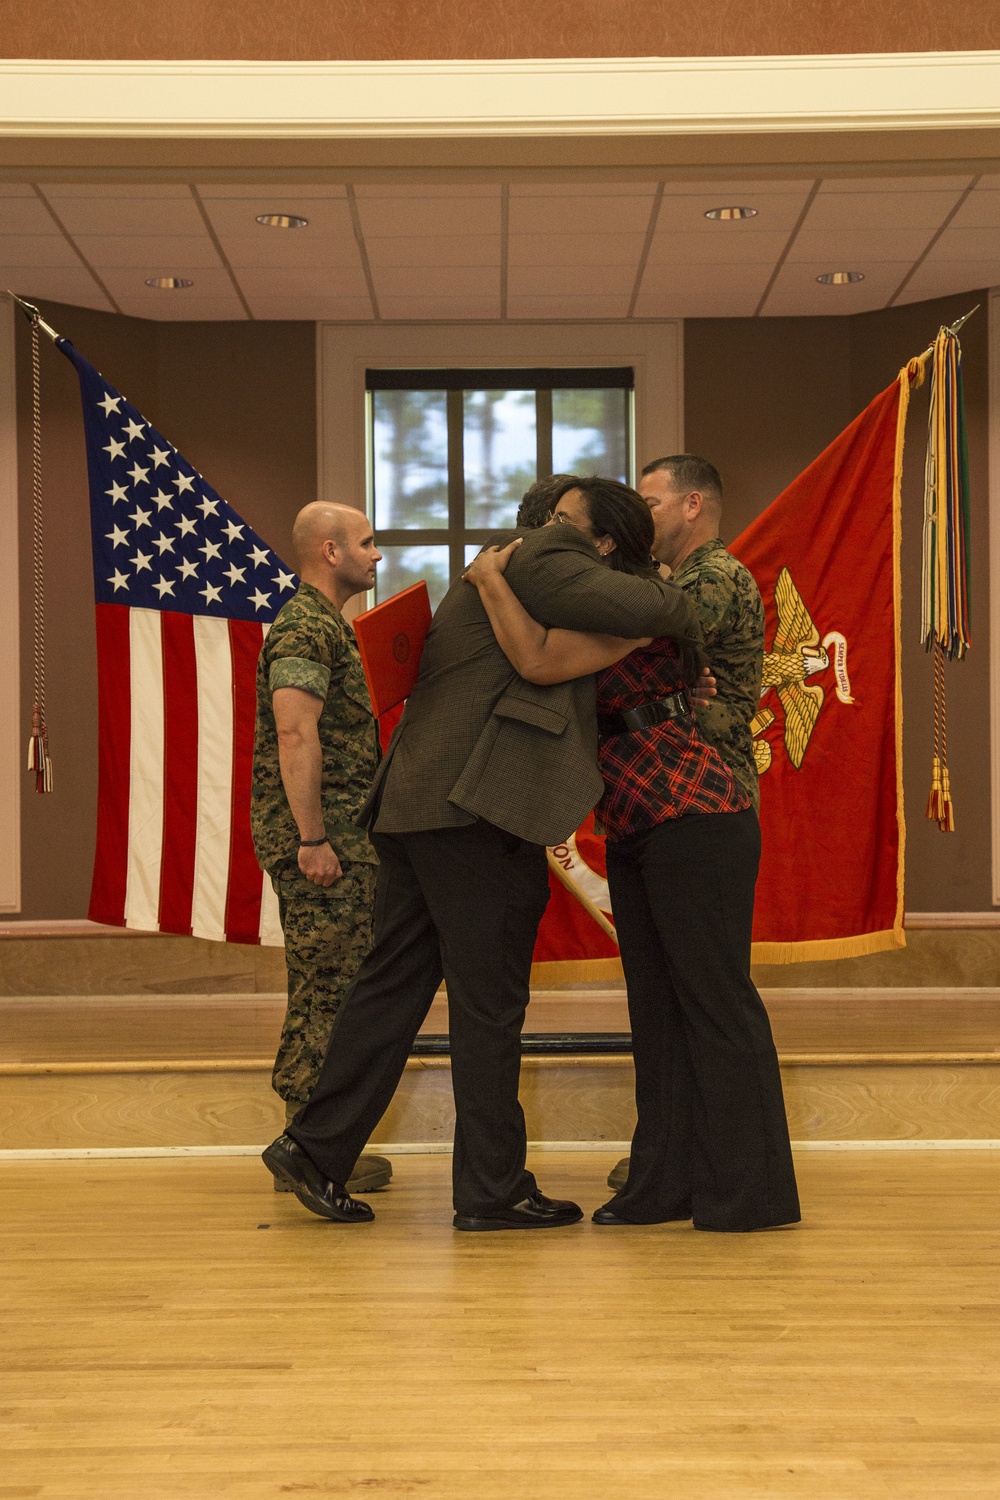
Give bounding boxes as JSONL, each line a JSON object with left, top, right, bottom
{"left": 251, "top": 582, "right": 380, "bottom": 1110}
{"left": 670, "top": 538, "right": 764, "bottom": 811}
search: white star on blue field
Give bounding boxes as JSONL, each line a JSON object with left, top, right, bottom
{"left": 62, "top": 342, "right": 298, "bottom": 623}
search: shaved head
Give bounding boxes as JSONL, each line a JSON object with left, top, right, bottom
{"left": 292, "top": 502, "right": 367, "bottom": 569}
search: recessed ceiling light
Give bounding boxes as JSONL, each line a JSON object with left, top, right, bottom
{"left": 817, "top": 271, "right": 865, "bottom": 285}
{"left": 704, "top": 206, "right": 758, "bottom": 221}
{"left": 145, "top": 276, "right": 193, "bottom": 289}
{"left": 255, "top": 213, "right": 309, "bottom": 229}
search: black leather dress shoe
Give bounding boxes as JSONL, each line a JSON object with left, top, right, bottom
{"left": 262, "top": 1134, "right": 374, "bottom": 1223}
{"left": 453, "top": 1191, "right": 583, "bottom": 1232}
{"left": 592, "top": 1205, "right": 632, "bottom": 1225}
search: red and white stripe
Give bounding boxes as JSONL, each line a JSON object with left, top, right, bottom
{"left": 89, "top": 603, "right": 282, "bottom": 946}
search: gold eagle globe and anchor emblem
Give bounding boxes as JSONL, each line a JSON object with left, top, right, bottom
{"left": 751, "top": 567, "right": 855, "bottom": 775}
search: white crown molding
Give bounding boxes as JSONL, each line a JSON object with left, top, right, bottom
{"left": 3, "top": 52, "right": 1000, "bottom": 138}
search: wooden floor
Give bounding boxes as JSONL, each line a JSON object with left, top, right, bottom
{"left": 3, "top": 1151, "right": 998, "bottom": 1498}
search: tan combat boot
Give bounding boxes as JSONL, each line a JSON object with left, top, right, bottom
{"left": 607, "top": 1156, "right": 630, "bottom": 1192}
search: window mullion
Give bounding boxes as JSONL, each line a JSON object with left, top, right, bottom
{"left": 447, "top": 389, "right": 465, "bottom": 587}
{"left": 536, "top": 388, "right": 553, "bottom": 481}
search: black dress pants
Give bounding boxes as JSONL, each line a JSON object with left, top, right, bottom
{"left": 606, "top": 808, "right": 800, "bottom": 1232}
{"left": 288, "top": 820, "right": 551, "bottom": 1217}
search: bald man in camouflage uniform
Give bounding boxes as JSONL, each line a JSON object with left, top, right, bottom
{"left": 604, "top": 454, "right": 765, "bottom": 1192}
{"left": 251, "top": 501, "right": 390, "bottom": 1194}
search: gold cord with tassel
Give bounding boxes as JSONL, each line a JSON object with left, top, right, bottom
{"left": 26, "top": 313, "right": 52, "bottom": 793}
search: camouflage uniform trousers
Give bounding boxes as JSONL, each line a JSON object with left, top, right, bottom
{"left": 271, "top": 861, "right": 378, "bottom": 1108}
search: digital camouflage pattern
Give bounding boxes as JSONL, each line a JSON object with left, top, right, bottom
{"left": 271, "top": 863, "right": 378, "bottom": 1102}
{"left": 671, "top": 539, "right": 764, "bottom": 811}
{"left": 251, "top": 582, "right": 379, "bottom": 875}
{"left": 251, "top": 581, "right": 380, "bottom": 1102}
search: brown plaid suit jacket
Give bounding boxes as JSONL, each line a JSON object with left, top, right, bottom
{"left": 362, "top": 525, "right": 701, "bottom": 847}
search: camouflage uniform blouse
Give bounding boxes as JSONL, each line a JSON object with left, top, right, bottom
{"left": 671, "top": 539, "right": 764, "bottom": 811}
{"left": 251, "top": 583, "right": 379, "bottom": 875}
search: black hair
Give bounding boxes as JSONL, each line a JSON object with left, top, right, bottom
{"left": 516, "top": 473, "right": 578, "bottom": 529}
{"left": 563, "top": 475, "right": 706, "bottom": 688}
{"left": 640, "top": 454, "right": 723, "bottom": 507}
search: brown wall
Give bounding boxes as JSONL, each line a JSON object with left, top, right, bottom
{"left": 15, "top": 303, "right": 315, "bottom": 920}
{"left": 11, "top": 292, "right": 993, "bottom": 919}
{"left": 2, "top": 0, "right": 999, "bottom": 61}
{"left": 686, "top": 291, "right": 992, "bottom": 912}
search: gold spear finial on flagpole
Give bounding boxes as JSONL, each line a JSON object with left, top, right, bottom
{"left": 5, "top": 289, "right": 61, "bottom": 343}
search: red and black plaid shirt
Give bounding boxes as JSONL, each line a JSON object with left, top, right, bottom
{"left": 596, "top": 637, "right": 751, "bottom": 843}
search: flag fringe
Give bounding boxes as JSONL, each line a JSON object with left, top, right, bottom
{"left": 530, "top": 958, "right": 624, "bottom": 984}
{"left": 751, "top": 927, "right": 906, "bottom": 966}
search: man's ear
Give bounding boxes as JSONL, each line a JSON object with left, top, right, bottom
{"left": 321, "top": 538, "right": 338, "bottom": 567}
{"left": 687, "top": 490, "right": 705, "bottom": 521}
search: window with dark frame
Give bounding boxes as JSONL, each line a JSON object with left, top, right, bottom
{"left": 367, "top": 367, "right": 634, "bottom": 609}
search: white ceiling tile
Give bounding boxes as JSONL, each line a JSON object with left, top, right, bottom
{"left": 112, "top": 295, "right": 249, "bottom": 321}
{"left": 197, "top": 183, "right": 348, "bottom": 199}
{"left": 660, "top": 178, "right": 814, "bottom": 197}
{"left": 946, "top": 192, "right": 1000, "bottom": 230}
{"left": 508, "top": 196, "right": 655, "bottom": 235}
{"left": 353, "top": 184, "right": 499, "bottom": 199}
{"left": 508, "top": 264, "right": 635, "bottom": 296}
{"left": 44, "top": 183, "right": 195, "bottom": 198}
{"left": 505, "top": 295, "right": 630, "bottom": 319}
{"left": 819, "top": 175, "right": 973, "bottom": 193}
{"left": 372, "top": 265, "right": 498, "bottom": 297}
{"left": 365, "top": 235, "right": 499, "bottom": 268}
{"left": 804, "top": 190, "right": 963, "bottom": 231}
{"left": 235, "top": 266, "right": 370, "bottom": 299}
{"left": 0, "top": 198, "right": 62, "bottom": 235}
{"left": 222, "top": 236, "right": 362, "bottom": 271}
{"left": 356, "top": 197, "right": 501, "bottom": 238}
{"left": 762, "top": 259, "right": 911, "bottom": 315}
{"left": 75, "top": 235, "right": 222, "bottom": 270}
{"left": 97, "top": 265, "right": 237, "bottom": 301}
{"left": 377, "top": 295, "right": 501, "bottom": 320}
{"left": 0, "top": 235, "right": 82, "bottom": 269}
{"left": 975, "top": 173, "right": 1000, "bottom": 191}
{"left": 45, "top": 196, "right": 206, "bottom": 236}
{"left": 924, "top": 227, "right": 1000, "bottom": 261}
{"left": 0, "top": 267, "right": 113, "bottom": 311}
{"left": 510, "top": 182, "right": 660, "bottom": 197}
{"left": 787, "top": 228, "right": 932, "bottom": 263}
{"left": 634, "top": 290, "right": 762, "bottom": 318}
{"left": 646, "top": 230, "right": 787, "bottom": 266}
{"left": 639, "top": 262, "right": 771, "bottom": 295}
{"left": 657, "top": 191, "right": 811, "bottom": 234}
{"left": 507, "top": 233, "right": 644, "bottom": 267}
{"left": 249, "top": 296, "right": 373, "bottom": 320}
{"left": 893, "top": 262, "right": 997, "bottom": 304}
{"left": 0, "top": 183, "right": 39, "bottom": 197}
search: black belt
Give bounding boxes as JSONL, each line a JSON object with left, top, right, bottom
{"left": 598, "top": 691, "right": 692, "bottom": 740}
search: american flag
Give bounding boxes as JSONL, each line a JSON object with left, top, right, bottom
{"left": 60, "top": 340, "right": 295, "bottom": 945}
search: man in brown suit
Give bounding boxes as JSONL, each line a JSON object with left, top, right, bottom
{"left": 264, "top": 517, "right": 700, "bottom": 1230}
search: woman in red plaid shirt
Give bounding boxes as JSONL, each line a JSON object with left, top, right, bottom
{"left": 465, "top": 477, "right": 799, "bottom": 1234}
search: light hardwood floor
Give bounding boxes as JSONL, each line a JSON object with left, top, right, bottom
{"left": 2, "top": 1151, "right": 998, "bottom": 1498}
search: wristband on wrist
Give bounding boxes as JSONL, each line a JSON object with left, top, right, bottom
{"left": 299, "top": 836, "right": 330, "bottom": 848}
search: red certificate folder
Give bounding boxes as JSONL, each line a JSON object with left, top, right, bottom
{"left": 353, "top": 582, "right": 432, "bottom": 740}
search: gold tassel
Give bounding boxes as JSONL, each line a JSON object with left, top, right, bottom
{"left": 925, "top": 754, "right": 943, "bottom": 823}
{"left": 26, "top": 704, "right": 53, "bottom": 794}
{"left": 938, "top": 763, "right": 955, "bottom": 833}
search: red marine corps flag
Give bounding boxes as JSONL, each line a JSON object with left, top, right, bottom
{"left": 533, "top": 366, "right": 917, "bottom": 975}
